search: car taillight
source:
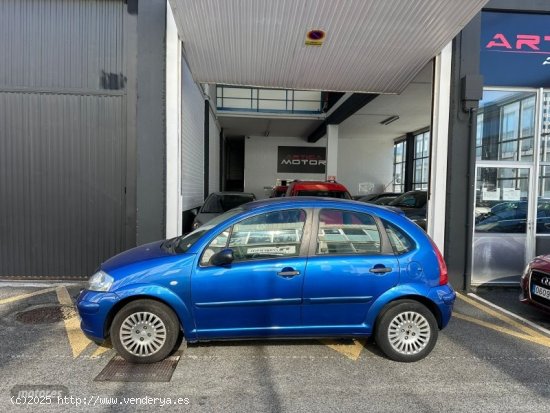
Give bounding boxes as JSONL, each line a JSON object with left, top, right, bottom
{"left": 429, "top": 238, "right": 448, "bottom": 286}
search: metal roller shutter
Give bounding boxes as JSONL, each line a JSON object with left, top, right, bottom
{"left": 0, "top": 0, "right": 128, "bottom": 279}
{"left": 181, "top": 59, "right": 205, "bottom": 211}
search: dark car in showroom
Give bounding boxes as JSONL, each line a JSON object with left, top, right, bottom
{"left": 77, "top": 197, "right": 455, "bottom": 364}
{"left": 357, "top": 192, "right": 402, "bottom": 203}
{"left": 192, "top": 192, "right": 256, "bottom": 229}
{"left": 475, "top": 199, "right": 550, "bottom": 233}
{"left": 387, "top": 190, "right": 427, "bottom": 230}
{"left": 269, "top": 185, "right": 288, "bottom": 198}
{"left": 521, "top": 255, "right": 550, "bottom": 314}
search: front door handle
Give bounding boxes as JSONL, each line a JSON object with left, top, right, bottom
{"left": 277, "top": 268, "right": 300, "bottom": 278}
{"left": 369, "top": 265, "right": 392, "bottom": 274}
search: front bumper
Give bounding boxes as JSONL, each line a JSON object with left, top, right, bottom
{"left": 76, "top": 289, "right": 119, "bottom": 342}
{"left": 520, "top": 275, "right": 550, "bottom": 315}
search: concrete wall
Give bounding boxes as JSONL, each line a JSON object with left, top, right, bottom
{"left": 336, "top": 132, "right": 394, "bottom": 197}
{"left": 209, "top": 109, "right": 221, "bottom": 193}
{"left": 136, "top": 0, "right": 167, "bottom": 244}
{"left": 244, "top": 135, "right": 327, "bottom": 199}
{"left": 243, "top": 130, "right": 394, "bottom": 199}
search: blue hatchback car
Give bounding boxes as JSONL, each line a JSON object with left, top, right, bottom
{"left": 77, "top": 198, "right": 455, "bottom": 363}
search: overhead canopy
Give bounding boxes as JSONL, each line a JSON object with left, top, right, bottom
{"left": 169, "top": 0, "right": 487, "bottom": 94}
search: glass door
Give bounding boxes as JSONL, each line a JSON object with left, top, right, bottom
{"left": 536, "top": 91, "right": 550, "bottom": 258}
{"left": 473, "top": 164, "right": 534, "bottom": 284}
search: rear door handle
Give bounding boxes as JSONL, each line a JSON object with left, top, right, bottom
{"left": 369, "top": 266, "right": 392, "bottom": 274}
{"left": 277, "top": 268, "right": 300, "bottom": 278}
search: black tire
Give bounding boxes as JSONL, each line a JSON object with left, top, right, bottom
{"left": 110, "top": 299, "right": 180, "bottom": 364}
{"left": 374, "top": 300, "right": 438, "bottom": 362}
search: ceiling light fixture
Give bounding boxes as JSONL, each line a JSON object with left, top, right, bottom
{"left": 380, "top": 115, "right": 400, "bottom": 126}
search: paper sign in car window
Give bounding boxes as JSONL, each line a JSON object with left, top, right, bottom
{"left": 247, "top": 246, "right": 296, "bottom": 255}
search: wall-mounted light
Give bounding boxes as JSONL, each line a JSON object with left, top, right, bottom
{"left": 380, "top": 115, "right": 400, "bottom": 126}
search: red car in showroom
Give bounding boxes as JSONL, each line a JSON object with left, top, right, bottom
{"left": 285, "top": 180, "right": 352, "bottom": 199}
{"left": 521, "top": 255, "right": 550, "bottom": 313}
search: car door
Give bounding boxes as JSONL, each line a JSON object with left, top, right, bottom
{"left": 302, "top": 208, "right": 399, "bottom": 329}
{"left": 191, "top": 208, "right": 311, "bottom": 339}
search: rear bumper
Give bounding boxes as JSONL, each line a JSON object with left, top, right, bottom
{"left": 428, "top": 284, "right": 456, "bottom": 329}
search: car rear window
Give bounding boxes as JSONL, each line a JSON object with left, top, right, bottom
{"left": 382, "top": 220, "right": 415, "bottom": 254}
{"left": 296, "top": 190, "right": 351, "bottom": 199}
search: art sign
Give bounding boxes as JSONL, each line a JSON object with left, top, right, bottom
{"left": 481, "top": 12, "right": 550, "bottom": 87}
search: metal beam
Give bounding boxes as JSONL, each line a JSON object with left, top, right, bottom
{"left": 307, "top": 93, "right": 378, "bottom": 142}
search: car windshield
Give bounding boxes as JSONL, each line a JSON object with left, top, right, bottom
{"left": 201, "top": 194, "right": 255, "bottom": 213}
{"left": 295, "top": 190, "right": 351, "bottom": 199}
{"left": 359, "top": 194, "right": 378, "bottom": 202}
{"left": 389, "top": 192, "right": 426, "bottom": 208}
{"left": 174, "top": 208, "right": 244, "bottom": 253}
{"left": 374, "top": 196, "right": 396, "bottom": 205}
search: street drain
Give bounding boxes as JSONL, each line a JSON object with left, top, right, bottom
{"left": 15, "top": 305, "right": 76, "bottom": 324}
{"left": 94, "top": 352, "right": 182, "bottom": 382}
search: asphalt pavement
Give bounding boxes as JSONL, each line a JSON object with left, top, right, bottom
{"left": 0, "top": 282, "right": 549, "bottom": 413}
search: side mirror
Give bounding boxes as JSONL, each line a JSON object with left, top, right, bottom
{"left": 210, "top": 248, "right": 234, "bottom": 266}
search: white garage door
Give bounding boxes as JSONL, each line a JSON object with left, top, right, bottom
{"left": 181, "top": 58, "right": 205, "bottom": 211}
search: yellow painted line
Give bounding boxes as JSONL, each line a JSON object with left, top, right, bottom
{"left": 321, "top": 339, "right": 366, "bottom": 361}
{"left": 91, "top": 346, "right": 112, "bottom": 358}
{"left": 0, "top": 287, "right": 58, "bottom": 305}
{"left": 456, "top": 293, "right": 546, "bottom": 339}
{"left": 453, "top": 312, "right": 550, "bottom": 348}
{"left": 56, "top": 286, "right": 92, "bottom": 358}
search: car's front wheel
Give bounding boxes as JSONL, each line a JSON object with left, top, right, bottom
{"left": 110, "top": 299, "right": 180, "bottom": 364}
{"left": 374, "top": 300, "right": 438, "bottom": 362}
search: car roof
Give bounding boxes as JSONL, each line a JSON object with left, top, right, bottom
{"left": 208, "top": 191, "right": 255, "bottom": 197}
{"left": 288, "top": 181, "right": 349, "bottom": 190}
{"left": 241, "top": 196, "right": 394, "bottom": 212}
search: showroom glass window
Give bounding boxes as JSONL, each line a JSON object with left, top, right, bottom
{"left": 474, "top": 91, "right": 536, "bottom": 225}
{"left": 538, "top": 92, "right": 550, "bottom": 234}
{"left": 476, "top": 91, "right": 536, "bottom": 162}
{"left": 392, "top": 139, "right": 406, "bottom": 192}
{"left": 474, "top": 91, "right": 535, "bottom": 229}
{"left": 412, "top": 131, "right": 430, "bottom": 190}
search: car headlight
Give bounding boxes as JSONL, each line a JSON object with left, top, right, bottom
{"left": 88, "top": 270, "right": 114, "bottom": 292}
{"left": 192, "top": 220, "right": 201, "bottom": 229}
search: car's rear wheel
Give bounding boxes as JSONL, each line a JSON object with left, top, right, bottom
{"left": 110, "top": 299, "right": 180, "bottom": 364}
{"left": 374, "top": 300, "right": 438, "bottom": 362}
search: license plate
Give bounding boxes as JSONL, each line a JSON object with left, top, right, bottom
{"left": 532, "top": 284, "right": 550, "bottom": 300}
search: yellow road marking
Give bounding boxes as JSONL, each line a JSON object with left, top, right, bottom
{"left": 456, "top": 293, "right": 546, "bottom": 339}
{"left": 0, "top": 287, "right": 58, "bottom": 305}
{"left": 453, "top": 312, "right": 550, "bottom": 348}
{"left": 56, "top": 286, "right": 92, "bottom": 358}
{"left": 321, "top": 339, "right": 366, "bottom": 361}
{"left": 91, "top": 346, "right": 112, "bottom": 358}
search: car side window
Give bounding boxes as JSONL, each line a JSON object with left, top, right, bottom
{"left": 317, "top": 209, "right": 381, "bottom": 255}
{"left": 200, "top": 209, "right": 307, "bottom": 265}
{"left": 200, "top": 230, "right": 231, "bottom": 265}
{"left": 382, "top": 220, "right": 414, "bottom": 254}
